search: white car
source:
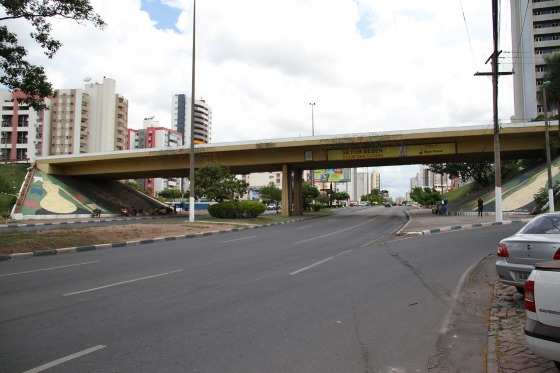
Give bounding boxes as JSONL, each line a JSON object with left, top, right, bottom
{"left": 525, "top": 261, "right": 560, "bottom": 369}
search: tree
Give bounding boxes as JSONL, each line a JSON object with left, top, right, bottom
{"left": 409, "top": 187, "right": 442, "bottom": 207}
{"left": 194, "top": 165, "right": 248, "bottom": 202}
{"left": 260, "top": 182, "right": 282, "bottom": 207}
{"left": 158, "top": 188, "right": 183, "bottom": 200}
{"left": 428, "top": 162, "right": 494, "bottom": 187}
{"left": 361, "top": 189, "right": 385, "bottom": 205}
{"left": 302, "top": 182, "right": 319, "bottom": 210}
{"left": 542, "top": 53, "right": 560, "bottom": 117}
{"left": 332, "top": 191, "right": 349, "bottom": 206}
{"left": 0, "top": 0, "right": 105, "bottom": 110}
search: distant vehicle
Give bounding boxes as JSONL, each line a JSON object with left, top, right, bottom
{"left": 384, "top": 203, "right": 392, "bottom": 208}
{"left": 349, "top": 201, "right": 358, "bottom": 207}
{"left": 358, "top": 202, "right": 367, "bottom": 207}
{"left": 524, "top": 261, "right": 560, "bottom": 369}
{"left": 496, "top": 213, "right": 560, "bottom": 293}
{"left": 266, "top": 204, "right": 276, "bottom": 211}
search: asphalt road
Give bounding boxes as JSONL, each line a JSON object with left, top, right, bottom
{"left": 0, "top": 207, "right": 523, "bottom": 373}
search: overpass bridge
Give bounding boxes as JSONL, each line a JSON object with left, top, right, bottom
{"left": 35, "top": 122, "right": 553, "bottom": 217}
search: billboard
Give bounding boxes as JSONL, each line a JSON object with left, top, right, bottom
{"left": 313, "top": 169, "right": 350, "bottom": 182}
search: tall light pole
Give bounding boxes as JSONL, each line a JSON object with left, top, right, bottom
{"left": 188, "top": 0, "right": 196, "bottom": 223}
{"left": 309, "top": 102, "right": 316, "bottom": 186}
{"left": 543, "top": 81, "right": 555, "bottom": 212}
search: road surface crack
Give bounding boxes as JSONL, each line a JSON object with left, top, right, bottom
{"left": 388, "top": 251, "right": 449, "bottom": 306}
{"left": 352, "top": 306, "right": 373, "bottom": 373}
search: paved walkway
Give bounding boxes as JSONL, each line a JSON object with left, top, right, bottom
{"left": 402, "top": 208, "right": 530, "bottom": 234}
{"left": 488, "top": 282, "right": 556, "bottom": 373}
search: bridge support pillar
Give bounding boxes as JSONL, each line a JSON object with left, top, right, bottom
{"left": 282, "top": 164, "right": 292, "bottom": 217}
{"left": 293, "top": 169, "right": 303, "bottom": 216}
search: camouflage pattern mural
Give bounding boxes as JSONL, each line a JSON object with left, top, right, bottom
{"left": 17, "top": 170, "right": 108, "bottom": 216}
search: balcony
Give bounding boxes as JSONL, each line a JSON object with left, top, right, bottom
{"left": 534, "top": 25, "right": 560, "bottom": 35}
{"left": 533, "top": 12, "right": 560, "bottom": 23}
{"left": 533, "top": 1, "right": 560, "bottom": 10}
{"left": 535, "top": 39, "right": 560, "bottom": 48}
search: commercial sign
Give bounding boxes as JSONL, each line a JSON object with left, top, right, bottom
{"left": 327, "top": 143, "right": 456, "bottom": 161}
{"left": 313, "top": 169, "right": 350, "bottom": 182}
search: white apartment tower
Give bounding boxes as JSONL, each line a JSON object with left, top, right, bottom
{"left": 171, "top": 94, "right": 212, "bottom": 145}
{"left": 41, "top": 77, "right": 128, "bottom": 156}
{"left": 510, "top": 0, "right": 560, "bottom": 120}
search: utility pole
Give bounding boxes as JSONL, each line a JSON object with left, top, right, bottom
{"left": 309, "top": 102, "right": 316, "bottom": 187}
{"left": 188, "top": 0, "right": 196, "bottom": 223}
{"left": 474, "top": 0, "right": 513, "bottom": 223}
{"left": 543, "top": 81, "right": 555, "bottom": 212}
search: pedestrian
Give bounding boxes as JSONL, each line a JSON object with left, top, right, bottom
{"left": 477, "top": 197, "right": 484, "bottom": 217}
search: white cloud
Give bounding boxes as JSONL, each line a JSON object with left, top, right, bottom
{"left": 12, "top": 0, "right": 515, "bottom": 197}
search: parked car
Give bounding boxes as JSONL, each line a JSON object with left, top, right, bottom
{"left": 384, "top": 203, "right": 392, "bottom": 208}
{"left": 524, "top": 261, "right": 560, "bottom": 369}
{"left": 496, "top": 213, "right": 560, "bottom": 293}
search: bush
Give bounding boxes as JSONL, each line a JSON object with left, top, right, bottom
{"left": 312, "top": 204, "right": 322, "bottom": 212}
{"left": 208, "top": 200, "right": 266, "bottom": 219}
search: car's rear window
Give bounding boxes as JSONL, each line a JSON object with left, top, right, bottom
{"left": 520, "top": 215, "right": 560, "bottom": 234}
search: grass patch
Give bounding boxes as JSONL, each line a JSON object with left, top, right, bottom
{"left": 445, "top": 183, "right": 474, "bottom": 204}
{"left": 0, "top": 163, "right": 29, "bottom": 217}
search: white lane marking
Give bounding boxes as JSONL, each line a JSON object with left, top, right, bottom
{"left": 335, "top": 249, "right": 353, "bottom": 257}
{"left": 63, "top": 269, "right": 183, "bottom": 296}
{"left": 290, "top": 256, "right": 335, "bottom": 276}
{"left": 222, "top": 235, "right": 257, "bottom": 243}
{"left": 293, "top": 219, "right": 374, "bottom": 245}
{"left": 0, "top": 261, "right": 100, "bottom": 278}
{"left": 22, "top": 345, "right": 106, "bottom": 373}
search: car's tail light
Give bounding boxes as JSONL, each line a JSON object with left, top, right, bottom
{"left": 554, "top": 248, "right": 560, "bottom": 260}
{"left": 497, "top": 243, "right": 509, "bottom": 258}
{"left": 525, "top": 280, "right": 536, "bottom": 312}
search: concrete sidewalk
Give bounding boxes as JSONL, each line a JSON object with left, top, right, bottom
{"left": 401, "top": 208, "right": 531, "bottom": 236}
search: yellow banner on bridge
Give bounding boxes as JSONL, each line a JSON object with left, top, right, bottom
{"left": 327, "top": 143, "right": 456, "bottom": 161}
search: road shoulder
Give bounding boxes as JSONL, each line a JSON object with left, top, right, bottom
{"left": 428, "top": 254, "right": 496, "bottom": 372}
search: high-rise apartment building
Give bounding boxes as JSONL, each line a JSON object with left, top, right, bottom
{"left": 41, "top": 77, "right": 128, "bottom": 156}
{"left": 127, "top": 119, "right": 183, "bottom": 196}
{"left": 171, "top": 94, "right": 212, "bottom": 145}
{"left": 510, "top": 0, "right": 560, "bottom": 120}
{"left": 0, "top": 90, "right": 40, "bottom": 162}
{"left": 370, "top": 169, "right": 381, "bottom": 191}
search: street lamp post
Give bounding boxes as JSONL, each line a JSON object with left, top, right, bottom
{"left": 188, "top": 0, "right": 196, "bottom": 222}
{"left": 543, "top": 81, "right": 555, "bottom": 212}
{"left": 309, "top": 102, "right": 316, "bottom": 187}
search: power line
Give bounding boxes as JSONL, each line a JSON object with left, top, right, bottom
{"left": 458, "top": 0, "right": 475, "bottom": 66}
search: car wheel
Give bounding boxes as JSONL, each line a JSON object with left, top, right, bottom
{"left": 516, "top": 286, "right": 525, "bottom": 294}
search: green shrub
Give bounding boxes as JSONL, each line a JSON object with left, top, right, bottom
{"left": 238, "top": 200, "right": 266, "bottom": 218}
{"left": 312, "top": 204, "right": 322, "bottom": 212}
{"left": 208, "top": 200, "right": 266, "bottom": 219}
{"left": 0, "top": 194, "right": 16, "bottom": 219}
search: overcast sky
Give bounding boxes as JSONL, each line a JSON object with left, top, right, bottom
{"left": 11, "top": 0, "right": 518, "bottom": 198}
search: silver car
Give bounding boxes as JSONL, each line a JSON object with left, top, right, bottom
{"left": 496, "top": 213, "right": 560, "bottom": 292}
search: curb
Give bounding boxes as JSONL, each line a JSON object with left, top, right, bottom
{"left": 0, "top": 215, "right": 187, "bottom": 230}
{"left": 0, "top": 217, "right": 312, "bottom": 261}
{"left": 394, "top": 209, "right": 412, "bottom": 236}
{"left": 402, "top": 219, "right": 532, "bottom": 237}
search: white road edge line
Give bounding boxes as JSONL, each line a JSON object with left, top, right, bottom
{"left": 62, "top": 269, "right": 183, "bottom": 296}
{"left": 290, "top": 256, "right": 335, "bottom": 276}
{"left": 0, "top": 261, "right": 100, "bottom": 278}
{"left": 293, "top": 219, "right": 374, "bottom": 245}
{"left": 335, "top": 249, "right": 353, "bottom": 257}
{"left": 22, "top": 345, "right": 107, "bottom": 373}
{"left": 222, "top": 235, "right": 257, "bottom": 243}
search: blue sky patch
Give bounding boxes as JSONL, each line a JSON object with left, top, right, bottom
{"left": 141, "top": 0, "right": 181, "bottom": 32}
{"left": 354, "top": 1, "right": 375, "bottom": 39}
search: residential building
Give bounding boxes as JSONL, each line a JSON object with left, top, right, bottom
{"left": 510, "top": 0, "right": 560, "bottom": 120}
{"left": 410, "top": 166, "right": 451, "bottom": 193}
{"left": 41, "top": 77, "right": 128, "bottom": 156}
{"left": 0, "top": 90, "right": 39, "bottom": 162}
{"left": 172, "top": 94, "right": 212, "bottom": 145}
{"left": 127, "top": 120, "right": 183, "bottom": 196}
{"left": 240, "top": 172, "right": 282, "bottom": 189}
{"left": 370, "top": 169, "right": 381, "bottom": 191}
